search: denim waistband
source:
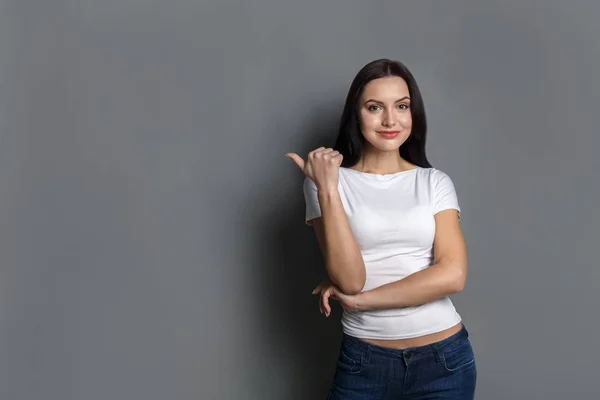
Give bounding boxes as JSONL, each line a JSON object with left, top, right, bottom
{"left": 342, "top": 324, "right": 469, "bottom": 362}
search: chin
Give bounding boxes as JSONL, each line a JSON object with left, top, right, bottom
{"left": 370, "top": 143, "right": 402, "bottom": 153}
{"left": 369, "top": 138, "right": 408, "bottom": 152}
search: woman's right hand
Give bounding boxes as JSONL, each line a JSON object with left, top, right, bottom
{"left": 286, "top": 147, "right": 343, "bottom": 193}
{"left": 312, "top": 279, "right": 359, "bottom": 317}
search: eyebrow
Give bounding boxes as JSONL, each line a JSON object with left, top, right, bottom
{"left": 364, "top": 96, "right": 410, "bottom": 105}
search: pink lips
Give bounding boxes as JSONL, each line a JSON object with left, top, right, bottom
{"left": 376, "top": 131, "right": 400, "bottom": 139}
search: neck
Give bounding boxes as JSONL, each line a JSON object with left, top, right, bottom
{"left": 354, "top": 151, "right": 414, "bottom": 175}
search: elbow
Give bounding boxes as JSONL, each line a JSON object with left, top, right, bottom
{"left": 330, "top": 263, "right": 366, "bottom": 295}
{"left": 436, "top": 258, "right": 467, "bottom": 294}
{"left": 451, "top": 268, "right": 467, "bottom": 293}
{"left": 340, "top": 282, "right": 363, "bottom": 296}
{"left": 338, "top": 275, "right": 365, "bottom": 296}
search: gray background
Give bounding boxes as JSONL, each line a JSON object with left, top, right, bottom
{"left": 1, "top": 1, "right": 598, "bottom": 399}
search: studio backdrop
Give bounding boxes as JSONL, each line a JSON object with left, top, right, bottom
{"left": 0, "top": 1, "right": 598, "bottom": 399}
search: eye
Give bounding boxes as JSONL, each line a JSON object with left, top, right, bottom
{"left": 367, "top": 104, "right": 381, "bottom": 111}
{"left": 398, "top": 104, "right": 410, "bottom": 110}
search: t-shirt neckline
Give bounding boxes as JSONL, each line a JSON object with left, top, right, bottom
{"left": 340, "top": 166, "right": 419, "bottom": 179}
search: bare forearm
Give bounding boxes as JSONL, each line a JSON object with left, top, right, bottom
{"left": 355, "top": 262, "right": 466, "bottom": 311}
{"left": 318, "top": 189, "right": 366, "bottom": 295}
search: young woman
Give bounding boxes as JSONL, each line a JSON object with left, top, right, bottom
{"left": 286, "top": 59, "right": 477, "bottom": 399}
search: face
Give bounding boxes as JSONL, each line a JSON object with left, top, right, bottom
{"left": 357, "top": 76, "right": 412, "bottom": 152}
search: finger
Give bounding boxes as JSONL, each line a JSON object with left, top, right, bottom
{"left": 317, "top": 151, "right": 342, "bottom": 165}
{"left": 312, "top": 280, "right": 328, "bottom": 294}
{"left": 333, "top": 153, "right": 344, "bottom": 166}
{"left": 320, "top": 291, "right": 329, "bottom": 317}
{"left": 331, "top": 287, "right": 343, "bottom": 303}
{"left": 308, "top": 147, "right": 326, "bottom": 157}
{"left": 312, "top": 283, "right": 323, "bottom": 295}
{"left": 322, "top": 288, "right": 333, "bottom": 317}
{"left": 323, "top": 150, "right": 340, "bottom": 160}
{"left": 312, "top": 148, "right": 337, "bottom": 158}
{"left": 285, "top": 153, "right": 305, "bottom": 172}
{"left": 313, "top": 286, "right": 323, "bottom": 313}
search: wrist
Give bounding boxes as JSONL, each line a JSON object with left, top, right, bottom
{"left": 354, "top": 291, "right": 370, "bottom": 312}
{"left": 317, "top": 187, "right": 339, "bottom": 199}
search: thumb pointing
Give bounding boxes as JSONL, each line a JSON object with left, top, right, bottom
{"left": 285, "top": 153, "right": 305, "bottom": 172}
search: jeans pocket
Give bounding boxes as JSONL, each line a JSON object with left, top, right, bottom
{"left": 337, "top": 344, "right": 363, "bottom": 374}
{"left": 443, "top": 338, "right": 475, "bottom": 373}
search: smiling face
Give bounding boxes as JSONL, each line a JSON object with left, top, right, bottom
{"left": 357, "top": 76, "right": 412, "bottom": 153}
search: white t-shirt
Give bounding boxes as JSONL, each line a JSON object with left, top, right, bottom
{"left": 303, "top": 166, "right": 463, "bottom": 339}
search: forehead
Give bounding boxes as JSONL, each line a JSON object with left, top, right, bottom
{"left": 361, "top": 76, "right": 409, "bottom": 100}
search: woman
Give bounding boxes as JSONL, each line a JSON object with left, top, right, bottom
{"left": 286, "top": 59, "right": 476, "bottom": 399}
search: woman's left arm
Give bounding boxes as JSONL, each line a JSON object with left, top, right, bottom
{"left": 353, "top": 209, "right": 467, "bottom": 312}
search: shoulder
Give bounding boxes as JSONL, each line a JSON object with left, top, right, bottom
{"left": 417, "top": 167, "right": 454, "bottom": 186}
{"left": 422, "top": 167, "right": 451, "bottom": 179}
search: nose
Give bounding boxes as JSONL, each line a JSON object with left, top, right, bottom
{"left": 382, "top": 111, "right": 396, "bottom": 127}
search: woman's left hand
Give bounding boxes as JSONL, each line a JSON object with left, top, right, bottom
{"left": 312, "top": 279, "right": 359, "bottom": 317}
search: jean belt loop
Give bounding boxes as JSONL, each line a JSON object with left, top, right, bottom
{"left": 364, "top": 343, "right": 372, "bottom": 365}
{"left": 432, "top": 343, "right": 444, "bottom": 364}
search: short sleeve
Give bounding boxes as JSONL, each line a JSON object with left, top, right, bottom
{"left": 303, "top": 177, "right": 322, "bottom": 225}
{"left": 432, "top": 169, "right": 461, "bottom": 219}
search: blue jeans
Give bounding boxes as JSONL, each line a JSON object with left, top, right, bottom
{"left": 327, "top": 324, "right": 477, "bottom": 399}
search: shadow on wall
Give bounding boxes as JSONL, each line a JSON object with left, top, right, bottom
{"left": 254, "top": 107, "right": 345, "bottom": 399}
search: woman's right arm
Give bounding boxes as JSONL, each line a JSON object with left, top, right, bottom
{"left": 288, "top": 148, "right": 366, "bottom": 295}
{"left": 310, "top": 189, "right": 366, "bottom": 295}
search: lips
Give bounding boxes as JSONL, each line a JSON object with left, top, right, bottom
{"left": 376, "top": 131, "right": 400, "bottom": 139}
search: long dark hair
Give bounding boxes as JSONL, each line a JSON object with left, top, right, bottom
{"left": 333, "top": 59, "right": 432, "bottom": 168}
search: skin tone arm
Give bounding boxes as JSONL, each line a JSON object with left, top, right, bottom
{"left": 287, "top": 148, "right": 366, "bottom": 295}
{"left": 311, "top": 198, "right": 366, "bottom": 295}
{"left": 314, "top": 209, "right": 467, "bottom": 315}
